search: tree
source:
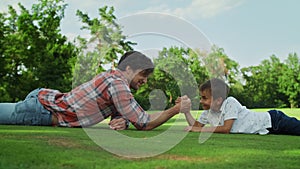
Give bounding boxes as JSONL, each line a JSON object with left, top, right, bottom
{"left": 134, "top": 47, "right": 186, "bottom": 110}
{"left": 135, "top": 45, "right": 242, "bottom": 110}
{"left": 155, "top": 47, "right": 200, "bottom": 108}
{"left": 73, "top": 6, "right": 135, "bottom": 86}
{"left": 187, "top": 48, "right": 210, "bottom": 86}
{"left": 31, "top": 0, "right": 78, "bottom": 92}
{"left": 135, "top": 47, "right": 208, "bottom": 110}
{"left": 0, "top": 13, "right": 11, "bottom": 101}
{"left": 241, "top": 55, "right": 288, "bottom": 108}
{"left": 0, "top": 0, "right": 77, "bottom": 101}
{"left": 199, "top": 45, "right": 243, "bottom": 104}
{"left": 278, "top": 53, "right": 300, "bottom": 108}
{"left": 202, "top": 45, "right": 240, "bottom": 84}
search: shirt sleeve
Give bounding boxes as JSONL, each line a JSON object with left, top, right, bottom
{"left": 221, "top": 97, "right": 241, "bottom": 121}
{"left": 198, "top": 110, "right": 209, "bottom": 124}
{"left": 108, "top": 79, "right": 150, "bottom": 130}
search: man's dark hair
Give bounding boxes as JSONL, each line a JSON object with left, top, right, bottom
{"left": 199, "top": 78, "right": 230, "bottom": 100}
{"left": 117, "top": 51, "right": 154, "bottom": 76}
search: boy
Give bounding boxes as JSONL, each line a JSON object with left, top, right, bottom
{"left": 183, "top": 78, "right": 300, "bottom": 135}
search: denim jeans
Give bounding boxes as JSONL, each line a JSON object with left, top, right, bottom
{"left": 268, "top": 110, "right": 300, "bottom": 135}
{"left": 0, "top": 88, "right": 52, "bottom": 126}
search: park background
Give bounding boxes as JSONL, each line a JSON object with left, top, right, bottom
{"left": 1, "top": 0, "right": 300, "bottom": 109}
{"left": 1, "top": 1, "right": 300, "bottom": 168}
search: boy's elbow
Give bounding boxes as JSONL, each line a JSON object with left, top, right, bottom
{"left": 223, "top": 130, "right": 230, "bottom": 134}
{"left": 222, "top": 127, "right": 231, "bottom": 134}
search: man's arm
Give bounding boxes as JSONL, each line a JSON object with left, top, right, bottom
{"left": 185, "top": 119, "right": 235, "bottom": 134}
{"left": 109, "top": 106, "right": 181, "bottom": 131}
{"left": 110, "top": 95, "right": 191, "bottom": 131}
{"left": 142, "top": 96, "right": 191, "bottom": 130}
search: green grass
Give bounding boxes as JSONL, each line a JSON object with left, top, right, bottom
{"left": 1, "top": 109, "right": 300, "bottom": 169}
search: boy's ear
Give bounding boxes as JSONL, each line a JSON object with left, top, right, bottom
{"left": 216, "top": 97, "right": 224, "bottom": 105}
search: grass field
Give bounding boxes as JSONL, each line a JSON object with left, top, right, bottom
{"left": 1, "top": 109, "right": 300, "bottom": 169}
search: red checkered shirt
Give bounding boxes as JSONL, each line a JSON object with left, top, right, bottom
{"left": 38, "top": 69, "right": 150, "bottom": 129}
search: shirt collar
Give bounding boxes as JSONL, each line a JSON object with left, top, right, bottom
{"left": 109, "top": 69, "right": 130, "bottom": 87}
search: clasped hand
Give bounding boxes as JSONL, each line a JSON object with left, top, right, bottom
{"left": 175, "top": 95, "right": 191, "bottom": 114}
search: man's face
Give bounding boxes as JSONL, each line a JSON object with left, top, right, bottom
{"left": 129, "top": 70, "right": 148, "bottom": 90}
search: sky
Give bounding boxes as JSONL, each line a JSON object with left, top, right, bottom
{"left": 2, "top": 0, "right": 300, "bottom": 68}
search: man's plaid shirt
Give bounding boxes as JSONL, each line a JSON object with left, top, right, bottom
{"left": 38, "top": 69, "right": 150, "bottom": 129}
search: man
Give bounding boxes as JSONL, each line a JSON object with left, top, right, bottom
{"left": 0, "top": 51, "right": 191, "bottom": 130}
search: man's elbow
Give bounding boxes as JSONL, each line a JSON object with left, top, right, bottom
{"left": 134, "top": 124, "right": 153, "bottom": 131}
{"left": 140, "top": 124, "right": 155, "bottom": 131}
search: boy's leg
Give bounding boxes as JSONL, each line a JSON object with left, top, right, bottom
{"left": 0, "top": 103, "right": 17, "bottom": 124}
{"left": 268, "top": 110, "right": 300, "bottom": 135}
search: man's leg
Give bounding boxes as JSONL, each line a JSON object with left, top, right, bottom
{"left": 0, "top": 103, "right": 17, "bottom": 124}
{"left": 11, "top": 88, "right": 52, "bottom": 126}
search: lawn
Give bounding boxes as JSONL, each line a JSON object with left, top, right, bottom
{"left": 0, "top": 109, "right": 300, "bottom": 169}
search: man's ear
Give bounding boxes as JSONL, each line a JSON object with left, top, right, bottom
{"left": 125, "top": 66, "right": 135, "bottom": 76}
{"left": 124, "top": 66, "right": 137, "bottom": 81}
{"left": 125, "top": 65, "right": 132, "bottom": 72}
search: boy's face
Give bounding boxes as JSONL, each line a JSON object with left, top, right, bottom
{"left": 200, "top": 89, "right": 222, "bottom": 112}
{"left": 199, "top": 89, "right": 212, "bottom": 110}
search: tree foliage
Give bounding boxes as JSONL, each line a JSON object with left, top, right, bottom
{"left": 278, "top": 53, "right": 300, "bottom": 108}
{"left": 241, "top": 55, "right": 289, "bottom": 108}
{"left": 0, "top": 0, "right": 77, "bottom": 101}
{"left": 72, "top": 6, "right": 135, "bottom": 86}
{"left": 135, "top": 46, "right": 240, "bottom": 110}
{"left": 1, "top": 2, "right": 300, "bottom": 109}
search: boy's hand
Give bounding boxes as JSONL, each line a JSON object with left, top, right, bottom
{"left": 185, "top": 126, "right": 202, "bottom": 132}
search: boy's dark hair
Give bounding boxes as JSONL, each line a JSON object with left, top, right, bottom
{"left": 199, "top": 78, "right": 230, "bottom": 100}
{"left": 117, "top": 51, "right": 154, "bottom": 76}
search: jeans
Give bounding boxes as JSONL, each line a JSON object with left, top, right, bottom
{"left": 268, "top": 110, "right": 300, "bottom": 135}
{"left": 0, "top": 88, "right": 52, "bottom": 126}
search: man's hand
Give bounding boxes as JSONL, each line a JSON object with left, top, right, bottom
{"left": 109, "top": 117, "right": 129, "bottom": 130}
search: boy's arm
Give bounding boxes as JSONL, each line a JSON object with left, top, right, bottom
{"left": 184, "top": 110, "right": 205, "bottom": 127}
{"left": 185, "top": 119, "right": 235, "bottom": 134}
{"left": 175, "top": 97, "right": 204, "bottom": 127}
